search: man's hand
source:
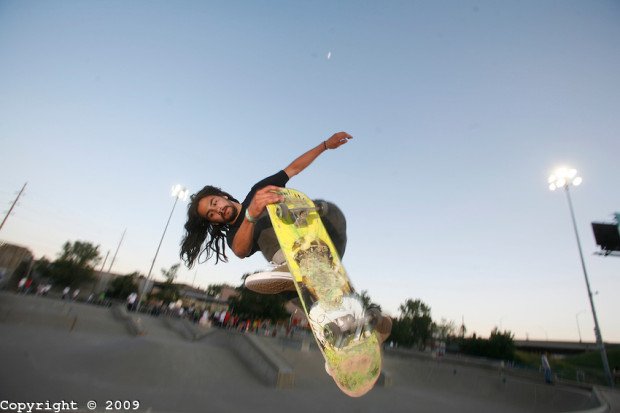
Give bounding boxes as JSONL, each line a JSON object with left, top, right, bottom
{"left": 325, "top": 131, "right": 353, "bottom": 150}
{"left": 247, "top": 185, "right": 284, "bottom": 219}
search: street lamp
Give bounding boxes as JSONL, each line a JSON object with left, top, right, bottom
{"left": 548, "top": 167, "right": 614, "bottom": 387}
{"left": 576, "top": 310, "right": 586, "bottom": 343}
{"left": 137, "top": 184, "right": 189, "bottom": 311}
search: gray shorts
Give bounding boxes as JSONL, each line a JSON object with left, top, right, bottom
{"left": 256, "top": 200, "right": 347, "bottom": 263}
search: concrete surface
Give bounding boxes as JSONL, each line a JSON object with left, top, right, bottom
{"left": 1, "top": 292, "right": 617, "bottom": 413}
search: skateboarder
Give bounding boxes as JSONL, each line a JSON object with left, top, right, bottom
{"left": 180, "top": 131, "right": 391, "bottom": 339}
{"left": 181, "top": 131, "right": 352, "bottom": 293}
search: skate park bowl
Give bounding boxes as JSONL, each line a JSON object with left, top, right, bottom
{"left": 0, "top": 292, "right": 617, "bottom": 413}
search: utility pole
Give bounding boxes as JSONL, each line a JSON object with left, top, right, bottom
{"left": 107, "top": 228, "right": 126, "bottom": 273}
{"left": 0, "top": 182, "right": 27, "bottom": 233}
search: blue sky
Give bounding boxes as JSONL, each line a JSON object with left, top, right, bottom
{"left": 1, "top": 0, "right": 619, "bottom": 342}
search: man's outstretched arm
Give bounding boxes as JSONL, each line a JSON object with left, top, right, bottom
{"left": 284, "top": 131, "right": 352, "bottom": 178}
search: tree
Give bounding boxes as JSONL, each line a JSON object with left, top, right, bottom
{"left": 487, "top": 328, "right": 516, "bottom": 360}
{"left": 228, "top": 287, "right": 290, "bottom": 322}
{"left": 392, "top": 298, "right": 434, "bottom": 350}
{"left": 458, "top": 321, "right": 467, "bottom": 339}
{"left": 161, "top": 263, "right": 180, "bottom": 283}
{"left": 434, "top": 318, "right": 457, "bottom": 340}
{"left": 107, "top": 272, "right": 140, "bottom": 299}
{"left": 399, "top": 299, "right": 431, "bottom": 319}
{"left": 47, "top": 240, "right": 100, "bottom": 287}
{"left": 58, "top": 241, "right": 101, "bottom": 268}
{"left": 359, "top": 290, "right": 382, "bottom": 311}
{"left": 206, "top": 284, "right": 225, "bottom": 297}
{"left": 153, "top": 264, "right": 181, "bottom": 303}
{"left": 227, "top": 273, "right": 291, "bottom": 321}
{"left": 33, "top": 257, "right": 51, "bottom": 279}
{"left": 457, "top": 327, "right": 516, "bottom": 361}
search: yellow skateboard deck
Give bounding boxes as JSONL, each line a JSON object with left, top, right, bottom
{"left": 266, "top": 188, "right": 382, "bottom": 397}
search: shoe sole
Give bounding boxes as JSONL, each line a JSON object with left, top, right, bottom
{"left": 245, "top": 272, "right": 296, "bottom": 294}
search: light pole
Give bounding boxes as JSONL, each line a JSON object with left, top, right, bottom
{"left": 548, "top": 167, "right": 614, "bottom": 387}
{"left": 0, "top": 182, "right": 27, "bottom": 233}
{"left": 192, "top": 268, "right": 201, "bottom": 288}
{"left": 137, "top": 184, "right": 188, "bottom": 312}
{"left": 575, "top": 310, "right": 586, "bottom": 343}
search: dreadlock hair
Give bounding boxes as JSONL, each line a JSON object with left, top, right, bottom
{"left": 180, "top": 185, "right": 239, "bottom": 268}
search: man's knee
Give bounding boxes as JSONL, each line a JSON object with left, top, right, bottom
{"left": 315, "top": 200, "right": 347, "bottom": 257}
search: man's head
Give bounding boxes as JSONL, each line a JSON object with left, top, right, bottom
{"left": 196, "top": 193, "right": 238, "bottom": 224}
{"left": 180, "top": 186, "right": 239, "bottom": 267}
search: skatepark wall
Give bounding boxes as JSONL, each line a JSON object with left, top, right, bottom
{"left": 383, "top": 347, "right": 609, "bottom": 412}
{"left": 229, "top": 330, "right": 295, "bottom": 389}
{"left": 111, "top": 303, "right": 146, "bottom": 336}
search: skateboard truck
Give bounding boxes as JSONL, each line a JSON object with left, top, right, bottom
{"left": 276, "top": 201, "right": 328, "bottom": 227}
{"left": 322, "top": 312, "right": 373, "bottom": 349}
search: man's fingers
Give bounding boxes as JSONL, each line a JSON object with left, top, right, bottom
{"left": 254, "top": 186, "right": 284, "bottom": 208}
{"left": 258, "top": 185, "right": 282, "bottom": 194}
{"left": 329, "top": 132, "right": 353, "bottom": 148}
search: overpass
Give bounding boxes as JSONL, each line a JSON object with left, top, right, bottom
{"left": 515, "top": 339, "right": 619, "bottom": 355}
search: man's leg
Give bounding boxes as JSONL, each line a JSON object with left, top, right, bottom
{"left": 246, "top": 201, "right": 348, "bottom": 294}
{"left": 244, "top": 223, "right": 294, "bottom": 294}
{"left": 256, "top": 200, "right": 347, "bottom": 263}
{"left": 314, "top": 200, "right": 347, "bottom": 258}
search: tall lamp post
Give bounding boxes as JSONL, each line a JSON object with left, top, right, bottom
{"left": 575, "top": 310, "right": 586, "bottom": 343}
{"left": 548, "top": 167, "right": 614, "bottom": 387}
{"left": 137, "top": 184, "right": 188, "bottom": 311}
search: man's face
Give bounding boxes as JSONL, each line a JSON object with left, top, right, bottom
{"left": 197, "top": 195, "right": 237, "bottom": 224}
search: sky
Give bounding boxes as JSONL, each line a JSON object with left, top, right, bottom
{"left": 1, "top": 0, "right": 619, "bottom": 343}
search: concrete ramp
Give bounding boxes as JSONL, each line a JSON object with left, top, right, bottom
{"left": 381, "top": 352, "right": 602, "bottom": 413}
{"left": 0, "top": 292, "right": 614, "bottom": 413}
{"left": 1, "top": 293, "right": 128, "bottom": 335}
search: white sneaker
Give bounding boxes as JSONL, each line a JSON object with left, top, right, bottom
{"left": 244, "top": 265, "right": 295, "bottom": 294}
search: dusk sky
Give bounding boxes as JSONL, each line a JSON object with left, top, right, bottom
{"left": 1, "top": 0, "right": 619, "bottom": 342}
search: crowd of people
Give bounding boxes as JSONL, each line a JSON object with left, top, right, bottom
{"left": 134, "top": 294, "right": 308, "bottom": 338}
{"left": 12, "top": 276, "right": 307, "bottom": 339}
{"left": 17, "top": 276, "right": 53, "bottom": 296}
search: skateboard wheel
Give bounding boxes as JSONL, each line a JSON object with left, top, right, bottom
{"left": 324, "top": 322, "right": 343, "bottom": 347}
{"left": 366, "top": 308, "right": 382, "bottom": 329}
{"left": 276, "top": 203, "right": 291, "bottom": 221}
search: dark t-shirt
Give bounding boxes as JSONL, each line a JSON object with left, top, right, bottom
{"left": 225, "top": 170, "right": 289, "bottom": 256}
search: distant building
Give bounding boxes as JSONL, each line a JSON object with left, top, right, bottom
{"left": 0, "top": 242, "right": 34, "bottom": 289}
{"left": 178, "top": 283, "right": 232, "bottom": 312}
{"left": 148, "top": 282, "right": 238, "bottom": 312}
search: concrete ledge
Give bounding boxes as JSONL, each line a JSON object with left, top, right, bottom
{"left": 181, "top": 318, "right": 214, "bottom": 340}
{"left": 162, "top": 316, "right": 215, "bottom": 341}
{"left": 230, "top": 332, "right": 295, "bottom": 389}
{"left": 581, "top": 387, "right": 611, "bottom": 413}
{"left": 111, "top": 304, "right": 146, "bottom": 336}
{"left": 378, "top": 369, "right": 393, "bottom": 387}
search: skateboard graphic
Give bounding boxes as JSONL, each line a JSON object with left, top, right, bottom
{"left": 266, "top": 188, "right": 382, "bottom": 397}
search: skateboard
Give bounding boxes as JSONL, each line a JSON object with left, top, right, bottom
{"left": 266, "top": 188, "right": 382, "bottom": 397}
